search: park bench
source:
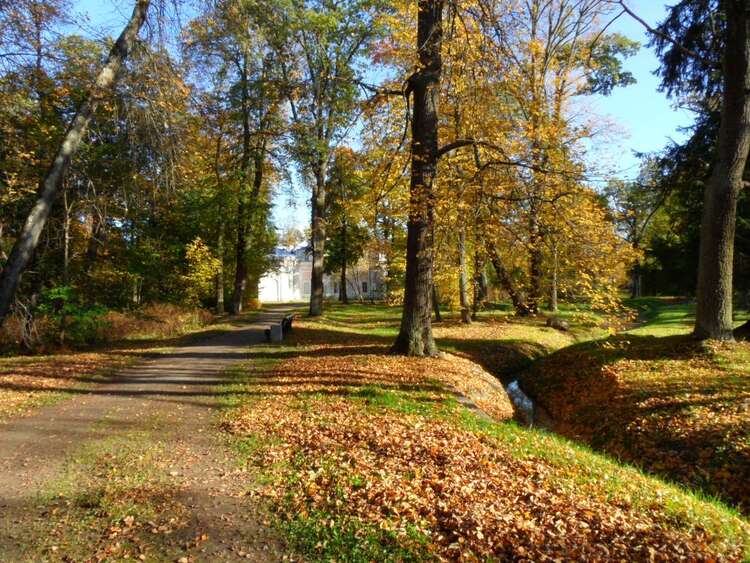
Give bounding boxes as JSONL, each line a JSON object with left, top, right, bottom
{"left": 265, "top": 313, "right": 298, "bottom": 342}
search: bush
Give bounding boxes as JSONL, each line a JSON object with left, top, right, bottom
{"left": 37, "top": 286, "right": 110, "bottom": 347}
{"left": 103, "top": 303, "right": 213, "bottom": 342}
{"left": 0, "top": 298, "right": 213, "bottom": 354}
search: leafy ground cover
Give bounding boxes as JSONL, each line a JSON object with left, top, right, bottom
{"left": 0, "top": 306, "right": 250, "bottom": 422}
{"left": 520, "top": 297, "right": 750, "bottom": 515}
{"left": 318, "top": 302, "right": 605, "bottom": 379}
{"left": 221, "top": 304, "right": 750, "bottom": 560}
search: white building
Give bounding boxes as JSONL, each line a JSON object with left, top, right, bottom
{"left": 258, "top": 245, "right": 385, "bottom": 303}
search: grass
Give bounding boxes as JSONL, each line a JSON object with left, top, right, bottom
{"left": 219, "top": 302, "right": 750, "bottom": 560}
{"left": 28, "top": 419, "right": 188, "bottom": 562}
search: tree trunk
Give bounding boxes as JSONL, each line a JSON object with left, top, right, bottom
{"left": 548, "top": 244, "right": 558, "bottom": 312}
{"left": 216, "top": 227, "right": 225, "bottom": 314}
{"left": 432, "top": 282, "right": 442, "bottom": 322}
{"left": 695, "top": 1, "right": 750, "bottom": 341}
{"left": 339, "top": 265, "right": 347, "bottom": 304}
{"left": 340, "top": 220, "right": 348, "bottom": 304}
{"left": 0, "top": 0, "right": 150, "bottom": 326}
{"left": 630, "top": 266, "right": 642, "bottom": 299}
{"left": 85, "top": 212, "right": 105, "bottom": 270}
{"left": 631, "top": 240, "right": 642, "bottom": 299}
{"left": 392, "top": 0, "right": 443, "bottom": 356}
{"left": 458, "top": 227, "right": 471, "bottom": 324}
{"left": 527, "top": 209, "right": 542, "bottom": 315}
{"left": 472, "top": 251, "right": 484, "bottom": 321}
{"left": 232, "top": 54, "right": 253, "bottom": 315}
{"left": 489, "top": 245, "right": 530, "bottom": 317}
{"left": 214, "top": 130, "right": 226, "bottom": 315}
{"left": 62, "top": 190, "right": 71, "bottom": 286}
{"left": 309, "top": 163, "right": 327, "bottom": 316}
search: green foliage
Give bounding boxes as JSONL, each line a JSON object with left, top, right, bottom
{"left": 281, "top": 511, "right": 431, "bottom": 563}
{"left": 581, "top": 33, "right": 640, "bottom": 95}
{"left": 38, "top": 286, "right": 109, "bottom": 346}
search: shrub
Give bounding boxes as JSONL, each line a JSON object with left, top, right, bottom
{"left": 37, "top": 286, "right": 110, "bottom": 347}
{"left": 103, "top": 303, "right": 212, "bottom": 342}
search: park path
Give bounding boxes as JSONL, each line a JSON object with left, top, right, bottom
{"left": 0, "top": 306, "right": 297, "bottom": 562}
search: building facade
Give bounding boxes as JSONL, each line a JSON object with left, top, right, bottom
{"left": 258, "top": 245, "right": 385, "bottom": 303}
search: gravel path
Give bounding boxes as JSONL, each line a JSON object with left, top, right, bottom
{"left": 0, "top": 306, "right": 297, "bottom": 562}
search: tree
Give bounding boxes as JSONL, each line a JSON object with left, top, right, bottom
{"left": 324, "top": 148, "right": 369, "bottom": 304}
{"left": 630, "top": 0, "right": 749, "bottom": 339}
{"left": 0, "top": 0, "right": 151, "bottom": 327}
{"left": 184, "top": 0, "right": 282, "bottom": 314}
{"left": 693, "top": 2, "right": 750, "bottom": 340}
{"left": 605, "top": 160, "right": 668, "bottom": 298}
{"left": 264, "top": 0, "right": 387, "bottom": 316}
{"left": 391, "top": 0, "right": 443, "bottom": 356}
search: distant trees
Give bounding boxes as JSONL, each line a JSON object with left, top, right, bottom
{"left": 0, "top": 0, "right": 695, "bottom": 353}
{"left": 0, "top": 0, "right": 151, "bottom": 327}
{"left": 324, "top": 149, "right": 369, "bottom": 304}
{"left": 266, "top": 0, "right": 387, "bottom": 317}
{"left": 605, "top": 161, "right": 669, "bottom": 298}
{"left": 185, "top": 0, "right": 282, "bottom": 314}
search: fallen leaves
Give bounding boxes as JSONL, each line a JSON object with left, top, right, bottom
{"left": 0, "top": 353, "right": 131, "bottom": 421}
{"left": 221, "top": 317, "right": 746, "bottom": 560}
{"left": 521, "top": 334, "right": 750, "bottom": 515}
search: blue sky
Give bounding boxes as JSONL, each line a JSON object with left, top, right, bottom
{"left": 71, "top": 0, "right": 694, "bottom": 228}
{"left": 588, "top": 1, "right": 693, "bottom": 179}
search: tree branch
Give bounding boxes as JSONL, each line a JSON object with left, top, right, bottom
{"left": 614, "top": 0, "right": 717, "bottom": 69}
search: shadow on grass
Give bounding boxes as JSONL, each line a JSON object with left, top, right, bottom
{"left": 518, "top": 332, "right": 750, "bottom": 515}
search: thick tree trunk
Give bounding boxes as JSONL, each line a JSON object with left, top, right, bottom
{"left": 527, "top": 210, "right": 542, "bottom": 315}
{"left": 695, "top": 1, "right": 750, "bottom": 341}
{"left": 0, "top": 0, "right": 150, "bottom": 326}
{"left": 458, "top": 227, "right": 471, "bottom": 324}
{"left": 339, "top": 264, "right": 347, "bottom": 304}
{"left": 309, "top": 164, "right": 327, "bottom": 316}
{"left": 392, "top": 0, "right": 443, "bottom": 356}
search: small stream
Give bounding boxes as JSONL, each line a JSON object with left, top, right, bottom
{"left": 505, "top": 379, "right": 553, "bottom": 429}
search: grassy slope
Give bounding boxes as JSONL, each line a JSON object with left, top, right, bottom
{"left": 221, "top": 303, "right": 750, "bottom": 561}
{"left": 520, "top": 297, "right": 750, "bottom": 515}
